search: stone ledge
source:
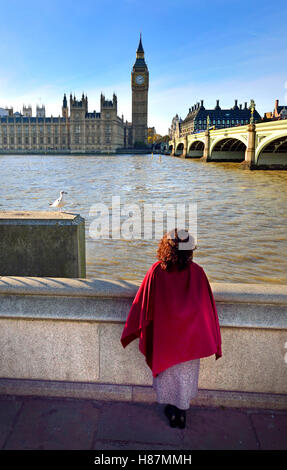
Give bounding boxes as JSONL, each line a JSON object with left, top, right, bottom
{"left": 0, "top": 276, "right": 287, "bottom": 305}
{"left": 0, "top": 211, "right": 81, "bottom": 221}
{"left": 0, "top": 276, "right": 141, "bottom": 298}
{"left": 0, "top": 290, "right": 286, "bottom": 329}
{"left": 0, "top": 378, "right": 286, "bottom": 410}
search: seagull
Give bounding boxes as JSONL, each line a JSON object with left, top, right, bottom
{"left": 49, "top": 191, "right": 68, "bottom": 211}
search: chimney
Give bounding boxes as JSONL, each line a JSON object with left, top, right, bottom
{"left": 275, "top": 99, "right": 279, "bottom": 111}
{"left": 244, "top": 102, "right": 247, "bottom": 109}
{"left": 200, "top": 100, "right": 204, "bottom": 107}
{"left": 239, "top": 104, "right": 242, "bottom": 110}
{"left": 234, "top": 99, "right": 238, "bottom": 107}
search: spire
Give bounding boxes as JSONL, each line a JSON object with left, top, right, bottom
{"left": 134, "top": 33, "right": 146, "bottom": 67}
{"left": 137, "top": 33, "right": 144, "bottom": 54}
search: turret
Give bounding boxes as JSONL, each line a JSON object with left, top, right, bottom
{"left": 62, "top": 93, "right": 68, "bottom": 118}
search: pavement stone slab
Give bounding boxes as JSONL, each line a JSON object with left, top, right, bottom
{"left": 0, "top": 397, "right": 23, "bottom": 449}
{"left": 182, "top": 406, "right": 259, "bottom": 450}
{"left": 250, "top": 412, "right": 287, "bottom": 450}
{"left": 95, "top": 402, "right": 184, "bottom": 446}
{"left": 4, "top": 397, "right": 99, "bottom": 450}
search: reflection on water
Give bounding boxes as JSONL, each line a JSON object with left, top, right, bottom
{"left": 0, "top": 154, "right": 287, "bottom": 284}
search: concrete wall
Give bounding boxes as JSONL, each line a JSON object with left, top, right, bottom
{"left": 0, "top": 276, "right": 286, "bottom": 409}
{"left": 0, "top": 211, "right": 86, "bottom": 278}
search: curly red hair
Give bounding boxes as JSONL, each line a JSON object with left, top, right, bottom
{"left": 157, "top": 228, "right": 195, "bottom": 271}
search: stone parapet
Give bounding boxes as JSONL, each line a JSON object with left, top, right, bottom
{"left": 0, "top": 276, "right": 286, "bottom": 408}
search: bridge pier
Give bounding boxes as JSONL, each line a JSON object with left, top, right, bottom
{"left": 182, "top": 136, "right": 188, "bottom": 158}
{"left": 240, "top": 124, "right": 256, "bottom": 169}
{"left": 170, "top": 139, "right": 176, "bottom": 156}
{"left": 201, "top": 130, "right": 210, "bottom": 161}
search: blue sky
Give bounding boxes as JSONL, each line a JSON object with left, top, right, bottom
{"left": 0, "top": 0, "right": 286, "bottom": 134}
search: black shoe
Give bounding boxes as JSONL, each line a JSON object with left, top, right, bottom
{"left": 164, "top": 404, "right": 178, "bottom": 428}
{"left": 177, "top": 409, "right": 186, "bottom": 429}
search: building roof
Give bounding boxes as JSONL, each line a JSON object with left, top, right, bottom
{"left": 0, "top": 116, "right": 66, "bottom": 123}
{"left": 182, "top": 102, "right": 261, "bottom": 125}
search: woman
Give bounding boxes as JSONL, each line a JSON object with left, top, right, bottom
{"left": 121, "top": 228, "right": 222, "bottom": 429}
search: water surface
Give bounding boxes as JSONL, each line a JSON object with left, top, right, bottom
{"left": 1, "top": 154, "right": 287, "bottom": 284}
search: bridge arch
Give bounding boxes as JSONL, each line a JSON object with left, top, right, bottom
{"left": 175, "top": 142, "right": 184, "bottom": 156}
{"left": 187, "top": 140, "right": 204, "bottom": 158}
{"left": 210, "top": 137, "right": 246, "bottom": 162}
{"left": 168, "top": 144, "right": 173, "bottom": 154}
{"left": 256, "top": 133, "right": 287, "bottom": 168}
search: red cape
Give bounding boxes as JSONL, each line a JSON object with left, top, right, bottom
{"left": 121, "top": 261, "right": 222, "bottom": 377}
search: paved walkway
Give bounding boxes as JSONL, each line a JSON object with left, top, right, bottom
{"left": 0, "top": 394, "right": 286, "bottom": 450}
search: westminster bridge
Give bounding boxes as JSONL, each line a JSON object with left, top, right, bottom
{"left": 168, "top": 119, "right": 287, "bottom": 169}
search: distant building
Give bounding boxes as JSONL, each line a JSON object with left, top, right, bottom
{"left": 264, "top": 99, "right": 287, "bottom": 120}
{"left": 22, "top": 106, "right": 32, "bottom": 117}
{"left": 148, "top": 126, "right": 156, "bottom": 144}
{"left": 0, "top": 107, "right": 13, "bottom": 117}
{"left": 0, "top": 108, "right": 9, "bottom": 117}
{"left": 36, "top": 105, "right": 46, "bottom": 118}
{"left": 168, "top": 114, "right": 182, "bottom": 139}
{"left": 179, "top": 100, "right": 261, "bottom": 136}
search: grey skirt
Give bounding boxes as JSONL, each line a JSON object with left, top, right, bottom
{"left": 152, "top": 358, "right": 200, "bottom": 410}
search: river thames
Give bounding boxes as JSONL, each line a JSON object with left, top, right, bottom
{"left": 1, "top": 153, "right": 287, "bottom": 284}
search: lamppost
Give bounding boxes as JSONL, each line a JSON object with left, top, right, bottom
{"left": 250, "top": 99, "right": 256, "bottom": 124}
{"left": 206, "top": 114, "right": 210, "bottom": 130}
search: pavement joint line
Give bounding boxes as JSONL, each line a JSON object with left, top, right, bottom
{"left": 2, "top": 399, "right": 25, "bottom": 450}
{"left": 90, "top": 405, "right": 104, "bottom": 450}
{"left": 248, "top": 413, "right": 262, "bottom": 450}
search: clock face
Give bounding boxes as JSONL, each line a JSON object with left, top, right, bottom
{"left": 136, "top": 74, "right": 144, "bottom": 85}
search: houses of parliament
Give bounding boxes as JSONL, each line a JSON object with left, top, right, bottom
{"left": 0, "top": 37, "right": 149, "bottom": 153}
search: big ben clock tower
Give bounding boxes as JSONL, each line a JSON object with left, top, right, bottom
{"left": 131, "top": 35, "right": 149, "bottom": 147}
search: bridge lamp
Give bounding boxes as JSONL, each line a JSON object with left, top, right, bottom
{"left": 250, "top": 99, "right": 256, "bottom": 124}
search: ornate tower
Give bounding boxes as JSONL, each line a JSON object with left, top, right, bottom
{"left": 62, "top": 94, "right": 68, "bottom": 119}
{"left": 131, "top": 35, "right": 149, "bottom": 147}
{"left": 69, "top": 93, "right": 87, "bottom": 153}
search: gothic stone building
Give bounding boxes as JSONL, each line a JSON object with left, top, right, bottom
{"left": 0, "top": 37, "right": 149, "bottom": 154}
